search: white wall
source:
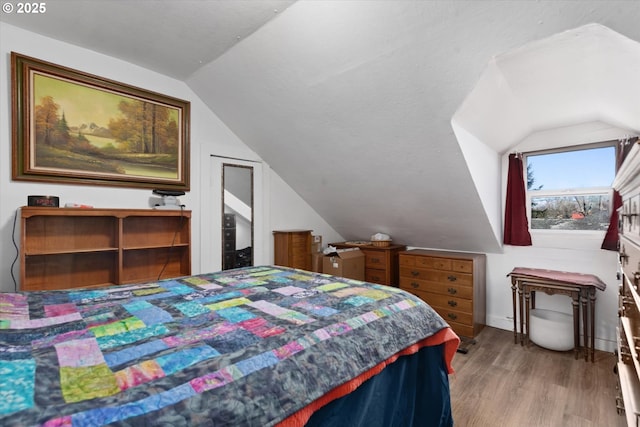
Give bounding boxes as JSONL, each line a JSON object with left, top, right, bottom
{"left": 0, "top": 23, "right": 342, "bottom": 292}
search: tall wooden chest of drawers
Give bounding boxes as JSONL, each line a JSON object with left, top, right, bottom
{"left": 330, "top": 242, "right": 406, "bottom": 286}
{"left": 273, "top": 230, "right": 312, "bottom": 271}
{"left": 399, "top": 249, "right": 486, "bottom": 338}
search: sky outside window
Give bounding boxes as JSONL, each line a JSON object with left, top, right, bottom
{"left": 527, "top": 146, "right": 615, "bottom": 190}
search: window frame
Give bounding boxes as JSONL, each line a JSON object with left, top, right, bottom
{"left": 523, "top": 141, "right": 617, "bottom": 235}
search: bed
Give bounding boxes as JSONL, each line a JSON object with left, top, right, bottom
{"left": 0, "top": 265, "right": 459, "bottom": 426}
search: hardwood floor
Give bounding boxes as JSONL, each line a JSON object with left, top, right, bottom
{"left": 449, "top": 327, "right": 625, "bottom": 427}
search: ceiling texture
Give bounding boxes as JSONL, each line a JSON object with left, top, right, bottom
{"left": 3, "top": 1, "right": 640, "bottom": 254}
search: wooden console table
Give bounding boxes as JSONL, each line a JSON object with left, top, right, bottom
{"left": 508, "top": 267, "right": 606, "bottom": 362}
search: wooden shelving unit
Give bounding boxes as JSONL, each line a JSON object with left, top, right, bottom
{"left": 20, "top": 207, "right": 191, "bottom": 291}
{"left": 613, "top": 141, "right": 640, "bottom": 425}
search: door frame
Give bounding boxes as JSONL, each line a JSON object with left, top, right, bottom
{"left": 201, "top": 155, "right": 267, "bottom": 273}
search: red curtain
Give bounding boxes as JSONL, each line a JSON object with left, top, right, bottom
{"left": 601, "top": 138, "right": 637, "bottom": 251}
{"left": 504, "top": 153, "right": 532, "bottom": 246}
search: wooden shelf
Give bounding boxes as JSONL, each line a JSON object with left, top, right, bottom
{"left": 124, "top": 243, "right": 190, "bottom": 251}
{"left": 613, "top": 141, "right": 640, "bottom": 426}
{"left": 25, "top": 247, "right": 119, "bottom": 255}
{"left": 617, "top": 360, "right": 640, "bottom": 427}
{"left": 20, "top": 207, "right": 191, "bottom": 291}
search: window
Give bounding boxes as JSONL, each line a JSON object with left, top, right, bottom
{"left": 525, "top": 144, "right": 616, "bottom": 231}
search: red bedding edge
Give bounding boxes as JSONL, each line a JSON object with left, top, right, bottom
{"left": 276, "top": 327, "right": 460, "bottom": 427}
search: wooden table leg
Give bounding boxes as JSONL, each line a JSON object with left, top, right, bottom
{"left": 519, "top": 282, "right": 525, "bottom": 346}
{"left": 524, "top": 285, "right": 531, "bottom": 346}
{"left": 590, "top": 289, "right": 596, "bottom": 362}
{"left": 581, "top": 291, "right": 589, "bottom": 362}
{"left": 572, "top": 294, "right": 580, "bottom": 360}
{"left": 511, "top": 278, "right": 518, "bottom": 344}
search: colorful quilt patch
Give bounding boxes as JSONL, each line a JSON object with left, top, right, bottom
{"left": 205, "top": 297, "right": 251, "bottom": 311}
{"left": 9, "top": 312, "right": 83, "bottom": 329}
{"left": 56, "top": 338, "right": 105, "bottom": 367}
{"left": 104, "top": 340, "right": 169, "bottom": 368}
{"left": 90, "top": 316, "right": 146, "bottom": 338}
{"left": 316, "top": 282, "right": 349, "bottom": 292}
{"left": 217, "top": 306, "right": 256, "bottom": 323}
{"left": 45, "top": 303, "right": 78, "bottom": 317}
{"left": 161, "top": 321, "right": 237, "bottom": 347}
{"left": 126, "top": 305, "right": 173, "bottom": 326}
{"left": 174, "top": 301, "right": 211, "bottom": 317}
{"left": 97, "top": 324, "right": 169, "bottom": 350}
{"left": 132, "top": 287, "right": 166, "bottom": 297}
{"left": 115, "top": 359, "right": 163, "bottom": 390}
{"left": 156, "top": 344, "right": 219, "bottom": 375}
{"left": 291, "top": 301, "right": 338, "bottom": 317}
{"left": 272, "top": 286, "right": 305, "bottom": 296}
{"left": 60, "top": 364, "right": 119, "bottom": 403}
{"left": 0, "top": 358, "right": 35, "bottom": 415}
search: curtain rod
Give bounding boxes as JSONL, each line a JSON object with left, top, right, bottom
{"left": 511, "top": 138, "right": 631, "bottom": 157}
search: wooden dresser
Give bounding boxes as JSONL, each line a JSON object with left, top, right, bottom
{"left": 399, "top": 249, "right": 486, "bottom": 338}
{"left": 330, "top": 242, "right": 406, "bottom": 286}
{"left": 273, "top": 230, "right": 312, "bottom": 270}
{"left": 20, "top": 207, "right": 191, "bottom": 291}
{"left": 612, "top": 141, "right": 640, "bottom": 425}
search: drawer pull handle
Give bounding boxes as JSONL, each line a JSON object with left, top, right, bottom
{"left": 447, "top": 287, "right": 457, "bottom": 295}
{"left": 411, "top": 271, "right": 419, "bottom": 277}
{"left": 447, "top": 313, "right": 458, "bottom": 321}
{"left": 411, "top": 282, "right": 419, "bottom": 288}
{"left": 447, "top": 275, "right": 457, "bottom": 282}
{"left": 448, "top": 300, "right": 457, "bottom": 307}
{"left": 372, "top": 259, "right": 381, "bottom": 264}
{"left": 620, "top": 248, "right": 629, "bottom": 265}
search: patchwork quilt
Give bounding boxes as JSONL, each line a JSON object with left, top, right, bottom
{"left": 0, "top": 266, "right": 451, "bottom": 426}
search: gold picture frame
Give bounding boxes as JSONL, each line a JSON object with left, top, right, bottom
{"left": 11, "top": 52, "right": 190, "bottom": 190}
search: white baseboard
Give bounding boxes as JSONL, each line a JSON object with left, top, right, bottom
{"left": 485, "top": 315, "right": 616, "bottom": 353}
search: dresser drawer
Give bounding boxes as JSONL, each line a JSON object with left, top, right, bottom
{"left": 445, "top": 321, "right": 474, "bottom": 338}
{"left": 414, "top": 256, "right": 473, "bottom": 273}
{"left": 399, "top": 277, "right": 473, "bottom": 299}
{"left": 363, "top": 251, "right": 388, "bottom": 269}
{"left": 403, "top": 288, "right": 473, "bottom": 325}
{"left": 290, "top": 254, "right": 310, "bottom": 268}
{"left": 420, "top": 291, "right": 472, "bottom": 312}
{"left": 399, "top": 255, "right": 415, "bottom": 267}
{"left": 366, "top": 268, "right": 386, "bottom": 284}
{"left": 416, "top": 256, "right": 451, "bottom": 270}
{"left": 436, "top": 307, "right": 473, "bottom": 327}
{"left": 290, "top": 237, "right": 310, "bottom": 250}
{"left": 399, "top": 266, "right": 473, "bottom": 287}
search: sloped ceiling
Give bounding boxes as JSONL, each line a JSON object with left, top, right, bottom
{"left": 3, "top": 1, "right": 640, "bottom": 253}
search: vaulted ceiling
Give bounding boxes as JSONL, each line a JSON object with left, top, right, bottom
{"left": 3, "top": 1, "right": 640, "bottom": 253}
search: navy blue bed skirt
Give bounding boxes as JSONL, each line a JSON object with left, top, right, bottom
{"left": 304, "top": 343, "right": 453, "bottom": 427}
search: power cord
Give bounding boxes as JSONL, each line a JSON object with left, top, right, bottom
{"left": 157, "top": 205, "right": 186, "bottom": 280}
{"left": 10, "top": 208, "right": 19, "bottom": 291}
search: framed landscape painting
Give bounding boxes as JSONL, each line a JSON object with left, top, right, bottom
{"left": 11, "top": 52, "right": 190, "bottom": 191}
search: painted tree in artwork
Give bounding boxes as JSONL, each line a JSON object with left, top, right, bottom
{"left": 108, "top": 99, "right": 178, "bottom": 155}
{"left": 34, "top": 96, "right": 71, "bottom": 147}
{"left": 35, "top": 96, "right": 59, "bottom": 146}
